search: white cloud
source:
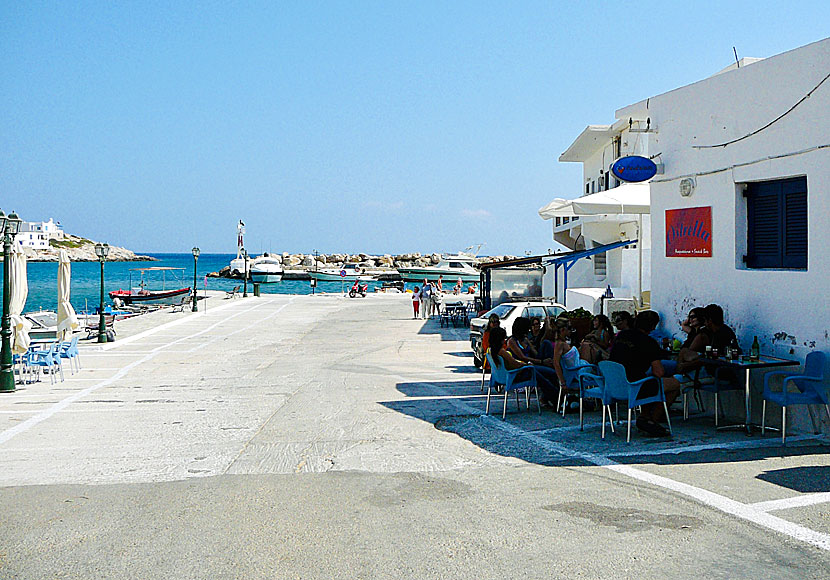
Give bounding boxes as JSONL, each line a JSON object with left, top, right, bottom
{"left": 461, "top": 208, "right": 491, "bottom": 219}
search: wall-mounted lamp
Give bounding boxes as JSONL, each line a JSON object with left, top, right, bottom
{"left": 679, "top": 177, "right": 695, "bottom": 197}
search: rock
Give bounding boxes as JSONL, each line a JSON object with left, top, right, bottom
{"left": 302, "top": 256, "right": 314, "bottom": 267}
{"left": 286, "top": 256, "right": 302, "bottom": 267}
{"left": 430, "top": 253, "right": 440, "bottom": 264}
{"left": 30, "top": 233, "right": 156, "bottom": 262}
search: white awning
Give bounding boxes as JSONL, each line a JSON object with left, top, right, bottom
{"left": 538, "top": 183, "right": 650, "bottom": 220}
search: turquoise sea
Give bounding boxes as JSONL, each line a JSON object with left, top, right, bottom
{"left": 5, "top": 253, "right": 385, "bottom": 314}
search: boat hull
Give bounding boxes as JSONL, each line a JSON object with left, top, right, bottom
{"left": 250, "top": 271, "right": 283, "bottom": 283}
{"left": 398, "top": 268, "right": 479, "bottom": 283}
{"left": 109, "top": 288, "right": 191, "bottom": 305}
{"left": 310, "top": 271, "right": 375, "bottom": 282}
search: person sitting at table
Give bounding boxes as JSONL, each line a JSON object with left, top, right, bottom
{"left": 480, "top": 313, "right": 500, "bottom": 371}
{"left": 549, "top": 318, "right": 596, "bottom": 411}
{"left": 507, "top": 317, "right": 559, "bottom": 407}
{"left": 676, "top": 307, "right": 707, "bottom": 374}
{"left": 611, "top": 310, "right": 633, "bottom": 333}
{"left": 529, "top": 316, "right": 544, "bottom": 353}
{"left": 609, "top": 310, "right": 681, "bottom": 437}
{"left": 452, "top": 277, "right": 463, "bottom": 295}
{"left": 578, "top": 314, "right": 614, "bottom": 364}
{"left": 701, "top": 303, "right": 740, "bottom": 381}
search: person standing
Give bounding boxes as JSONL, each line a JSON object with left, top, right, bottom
{"left": 412, "top": 286, "right": 421, "bottom": 319}
{"left": 436, "top": 275, "right": 443, "bottom": 293}
{"left": 420, "top": 279, "right": 432, "bottom": 319}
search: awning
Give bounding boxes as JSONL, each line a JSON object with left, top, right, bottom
{"left": 538, "top": 183, "right": 650, "bottom": 220}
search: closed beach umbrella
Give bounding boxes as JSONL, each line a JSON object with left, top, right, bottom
{"left": 9, "top": 246, "right": 31, "bottom": 354}
{"left": 57, "top": 249, "right": 79, "bottom": 341}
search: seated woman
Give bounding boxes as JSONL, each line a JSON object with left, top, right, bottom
{"left": 578, "top": 314, "right": 614, "bottom": 364}
{"left": 480, "top": 313, "right": 500, "bottom": 371}
{"left": 506, "top": 317, "right": 559, "bottom": 407}
{"left": 676, "top": 307, "right": 708, "bottom": 375}
{"left": 551, "top": 319, "right": 594, "bottom": 398}
{"left": 529, "top": 316, "right": 544, "bottom": 353}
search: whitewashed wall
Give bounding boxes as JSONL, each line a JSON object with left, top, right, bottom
{"left": 617, "top": 38, "right": 830, "bottom": 432}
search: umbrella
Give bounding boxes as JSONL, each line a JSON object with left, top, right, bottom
{"left": 57, "top": 249, "right": 79, "bottom": 341}
{"left": 9, "top": 246, "right": 31, "bottom": 354}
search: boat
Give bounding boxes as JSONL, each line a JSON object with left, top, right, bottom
{"left": 24, "top": 310, "right": 58, "bottom": 341}
{"left": 109, "top": 267, "right": 191, "bottom": 306}
{"left": 248, "top": 254, "right": 283, "bottom": 283}
{"left": 397, "top": 253, "right": 481, "bottom": 283}
{"left": 309, "top": 262, "right": 378, "bottom": 282}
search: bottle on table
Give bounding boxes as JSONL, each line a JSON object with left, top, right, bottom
{"left": 750, "top": 336, "right": 760, "bottom": 361}
{"left": 730, "top": 338, "right": 740, "bottom": 360}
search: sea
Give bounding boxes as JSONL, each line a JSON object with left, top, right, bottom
{"left": 6, "top": 253, "right": 386, "bottom": 314}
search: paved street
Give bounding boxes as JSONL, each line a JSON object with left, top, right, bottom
{"left": 1, "top": 294, "right": 828, "bottom": 579}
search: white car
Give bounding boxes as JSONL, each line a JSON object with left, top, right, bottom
{"left": 469, "top": 300, "right": 566, "bottom": 367}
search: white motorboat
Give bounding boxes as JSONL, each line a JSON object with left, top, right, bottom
{"left": 248, "top": 254, "right": 283, "bottom": 283}
{"left": 398, "top": 253, "right": 481, "bottom": 283}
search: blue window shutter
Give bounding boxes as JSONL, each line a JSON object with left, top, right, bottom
{"left": 782, "top": 177, "right": 807, "bottom": 268}
{"left": 747, "top": 181, "right": 782, "bottom": 268}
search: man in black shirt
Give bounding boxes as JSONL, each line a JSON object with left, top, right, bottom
{"left": 702, "top": 303, "right": 739, "bottom": 381}
{"left": 609, "top": 310, "right": 681, "bottom": 436}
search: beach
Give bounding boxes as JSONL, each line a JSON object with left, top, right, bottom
{"left": 1, "top": 294, "right": 828, "bottom": 578}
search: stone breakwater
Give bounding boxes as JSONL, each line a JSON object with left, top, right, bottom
{"left": 24, "top": 234, "right": 156, "bottom": 262}
{"left": 208, "top": 252, "right": 520, "bottom": 280}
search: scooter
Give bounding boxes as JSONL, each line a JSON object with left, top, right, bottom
{"left": 348, "top": 281, "right": 368, "bottom": 298}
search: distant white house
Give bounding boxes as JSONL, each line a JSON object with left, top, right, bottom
{"left": 17, "top": 218, "right": 64, "bottom": 250}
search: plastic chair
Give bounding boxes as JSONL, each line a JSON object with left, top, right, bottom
{"left": 578, "top": 370, "right": 605, "bottom": 432}
{"left": 557, "top": 355, "right": 596, "bottom": 416}
{"left": 26, "top": 342, "right": 65, "bottom": 384}
{"left": 762, "top": 351, "right": 827, "bottom": 444}
{"left": 485, "top": 352, "right": 539, "bottom": 418}
{"left": 59, "top": 336, "right": 81, "bottom": 374}
{"left": 598, "top": 361, "right": 673, "bottom": 442}
{"left": 681, "top": 364, "right": 742, "bottom": 426}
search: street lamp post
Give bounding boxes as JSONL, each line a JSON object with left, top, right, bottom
{"left": 0, "top": 210, "right": 22, "bottom": 393}
{"left": 242, "top": 248, "right": 248, "bottom": 297}
{"left": 94, "top": 243, "right": 110, "bottom": 343}
{"left": 191, "top": 247, "right": 200, "bottom": 312}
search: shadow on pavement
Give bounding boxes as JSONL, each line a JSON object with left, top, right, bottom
{"left": 756, "top": 465, "right": 830, "bottom": 492}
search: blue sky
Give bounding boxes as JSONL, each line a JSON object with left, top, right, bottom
{"left": 2, "top": 1, "right": 828, "bottom": 255}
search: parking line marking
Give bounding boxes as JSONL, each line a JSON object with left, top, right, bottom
{"left": 750, "top": 493, "right": 830, "bottom": 512}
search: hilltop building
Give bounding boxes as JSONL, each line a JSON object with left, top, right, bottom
{"left": 17, "top": 218, "right": 64, "bottom": 250}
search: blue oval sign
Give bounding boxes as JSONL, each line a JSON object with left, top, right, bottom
{"left": 611, "top": 155, "right": 657, "bottom": 183}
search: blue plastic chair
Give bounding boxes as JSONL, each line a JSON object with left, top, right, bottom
{"left": 59, "top": 336, "right": 81, "bottom": 374}
{"left": 762, "top": 351, "right": 827, "bottom": 444}
{"left": 578, "top": 370, "right": 605, "bottom": 432}
{"left": 26, "top": 342, "right": 64, "bottom": 384}
{"left": 557, "top": 355, "right": 596, "bottom": 416}
{"left": 598, "top": 361, "right": 673, "bottom": 442}
{"left": 681, "top": 363, "right": 743, "bottom": 426}
{"left": 485, "top": 351, "right": 539, "bottom": 418}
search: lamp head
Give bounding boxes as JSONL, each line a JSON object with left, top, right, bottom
{"left": 102, "top": 243, "right": 110, "bottom": 258}
{"left": 192, "top": 246, "right": 200, "bottom": 258}
{"left": 6, "top": 212, "right": 21, "bottom": 235}
{"left": 0, "top": 210, "right": 6, "bottom": 233}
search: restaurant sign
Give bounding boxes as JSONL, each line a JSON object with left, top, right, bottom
{"left": 610, "top": 155, "right": 657, "bottom": 183}
{"left": 666, "top": 206, "right": 712, "bottom": 257}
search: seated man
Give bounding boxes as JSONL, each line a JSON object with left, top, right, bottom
{"left": 609, "top": 310, "right": 681, "bottom": 436}
{"left": 701, "top": 303, "right": 739, "bottom": 381}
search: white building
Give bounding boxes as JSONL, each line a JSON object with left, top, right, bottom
{"left": 556, "top": 38, "right": 829, "bottom": 433}
{"left": 538, "top": 118, "right": 654, "bottom": 312}
{"left": 17, "top": 218, "right": 64, "bottom": 250}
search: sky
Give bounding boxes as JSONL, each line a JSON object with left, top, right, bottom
{"left": 2, "top": 1, "right": 828, "bottom": 256}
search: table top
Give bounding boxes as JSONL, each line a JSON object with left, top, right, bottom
{"left": 700, "top": 354, "right": 799, "bottom": 370}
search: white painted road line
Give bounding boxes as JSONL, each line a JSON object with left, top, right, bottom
{"left": 750, "top": 493, "right": 830, "bottom": 512}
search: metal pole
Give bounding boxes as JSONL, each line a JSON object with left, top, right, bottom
{"left": 0, "top": 233, "right": 15, "bottom": 392}
{"left": 98, "top": 258, "right": 107, "bottom": 343}
{"left": 638, "top": 214, "right": 643, "bottom": 304}
{"left": 242, "top": 251, "right": 248, "bottom": 297}
{"left": 192, "top": 254, "right": 199, "bottom": 312}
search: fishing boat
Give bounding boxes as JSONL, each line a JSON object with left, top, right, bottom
{"left": 397, "top": 253, "right": 481, "bottom": 283}
{"left": 309, "top": 262, "right": 378, "bottom": 282}
{"left": 109, "top": 267, "right": 191, "bottom": 306}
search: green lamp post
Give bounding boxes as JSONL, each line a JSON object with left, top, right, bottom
{"left": 242, "top": 247, "right": 248, "bottom": 297}
{"left": 191, "top": 247, "right": 200, "bottom": 312}
{"left": 1, "top": 210, "right": 22, "bottom": 393}
{"left": 94, "top": 243, "right": 110, "bottom": 343}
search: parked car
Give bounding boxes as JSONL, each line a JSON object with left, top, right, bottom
{"left": 469, "top": 300, "right": 566, "bottom": 367}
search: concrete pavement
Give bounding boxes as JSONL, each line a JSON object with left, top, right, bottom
{"left": 1, "top": 294, "right": 828, "bottom": 579}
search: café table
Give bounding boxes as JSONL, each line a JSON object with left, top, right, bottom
{"left": 703, "top": 354, "right": 799, "bottom": 434}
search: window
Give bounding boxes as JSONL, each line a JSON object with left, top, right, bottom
{"left": 745, "top": 176, "right": 807, "bottom": 269}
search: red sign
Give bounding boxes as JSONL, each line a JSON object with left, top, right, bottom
{"left": 666, "top": 206, "right": 712, "bottom": 257}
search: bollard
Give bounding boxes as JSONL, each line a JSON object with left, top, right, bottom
{"left": 253, "top": 283, "right": 261, "bottom": 297}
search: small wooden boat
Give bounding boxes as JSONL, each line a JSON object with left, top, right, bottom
{"left": 109, "top": 267, "right": 191, "bottom": 306}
